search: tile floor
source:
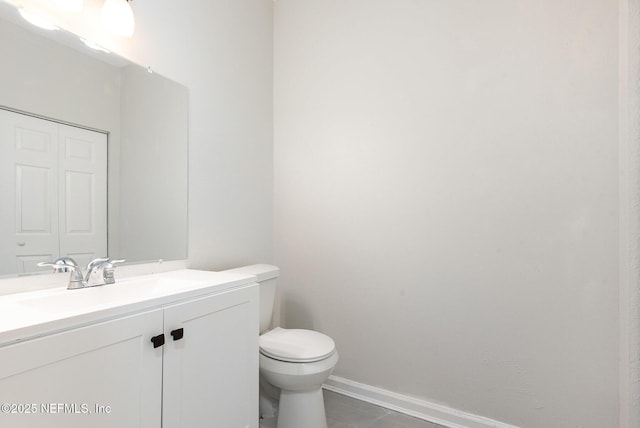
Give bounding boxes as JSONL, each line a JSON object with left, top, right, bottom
{"left": 324, "top": 389, "right": 446, "bottom": 428}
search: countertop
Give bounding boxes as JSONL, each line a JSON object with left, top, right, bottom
{"left": 0, "top": 269, "right": 256, "bottom": 346}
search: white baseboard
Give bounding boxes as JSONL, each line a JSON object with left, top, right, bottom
{"left": 323, "top": 375, "right": 520, "bottom": 428}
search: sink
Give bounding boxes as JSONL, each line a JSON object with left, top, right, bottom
{"left": 18, "top": 289, "right": 110, "bottom": 313}
{"left": 16, "top": 277, "right": 204, "bottom": 313}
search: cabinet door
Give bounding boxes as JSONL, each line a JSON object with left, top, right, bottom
{"left": 162, "top": 284, "right": 259, "bottom": 428}
{"left": 0, "top": 310, "right": 163, "bottom": 428}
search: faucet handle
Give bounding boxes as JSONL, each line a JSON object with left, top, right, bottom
{"left": 37, "top": 257, "right": 85, "bottom": 289}
{"left": 37, "top": 261, "right": 61, "bottom": 271}
{"left": 103, "top": 259, "right": 125, "bottom": 285}
{"left": 37, "top": 257, "right": 79, "bottom": 272}
{"left": 86, "top": 257, "right": 109, "bottom": 270}
{"left": 85, "top": 258, "right": 126, "bottom": 286}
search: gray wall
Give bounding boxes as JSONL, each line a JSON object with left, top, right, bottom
{"left": 274, "top": 1, "right": 619, "bottom": 427}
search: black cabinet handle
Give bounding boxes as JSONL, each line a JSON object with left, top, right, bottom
{"left": 151, "top": 334, "right": 165, "bottom": 348}
{"left": 170, "top": 328, "right": 184, "bottom": 341}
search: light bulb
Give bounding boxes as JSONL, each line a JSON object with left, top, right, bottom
{"left": 101, "top": 0, "right": 135, "bottom": 37}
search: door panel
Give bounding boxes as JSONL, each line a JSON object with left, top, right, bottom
{"left": 162, "top": 285, "right": 260, "bottom": 428}
{"left": 0, "top": 109, "right": 58, "bottom": 274}
{"left": 58, "top": 123, "right": 107, "bottom": 262}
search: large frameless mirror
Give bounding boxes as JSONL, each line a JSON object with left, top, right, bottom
{"left": 0, "top": 1, "right": 188, "bottom": 277}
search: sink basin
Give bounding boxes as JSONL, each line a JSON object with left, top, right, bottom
{"left": 17, "top": 277, "right": 204, "bottom": 313}
{"left": 19, "top": 289, "right": 109, "bottom": 313}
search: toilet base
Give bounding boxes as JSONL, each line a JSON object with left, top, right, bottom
{"left": 277, "top": 387, "right": 327, "bottom": 428}
{"left": 259, "top": 350, "right": 338, "bottom": 428}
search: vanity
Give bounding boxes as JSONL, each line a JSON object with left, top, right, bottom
{"left": 0, "top": 269, "right": 259, "bottom": 428}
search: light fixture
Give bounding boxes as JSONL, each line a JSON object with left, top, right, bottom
{"left": 53, "top": 0, "right": 83, "bottom": 13}
{"left": 18, "top": 8, "right": 59, "bottom": 31}
{"left": 101, "top": 0, "right": 135, "bottom": 37}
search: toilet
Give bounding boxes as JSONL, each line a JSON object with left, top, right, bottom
{"left": 222, "top": 264, "right": 338, "bottom": 428}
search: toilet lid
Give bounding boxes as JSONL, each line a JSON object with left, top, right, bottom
{"left": 260, "top": 328, "right": 335, "bottom": 363}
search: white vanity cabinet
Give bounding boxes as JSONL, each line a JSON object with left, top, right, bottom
{"left": 0, "top": 278, "right": 259, "bottom": 428}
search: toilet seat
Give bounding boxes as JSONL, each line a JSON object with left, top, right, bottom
{"left": 260, "top": 327, "right": 335, "bottom": 363}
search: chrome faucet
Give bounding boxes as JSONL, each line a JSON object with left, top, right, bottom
{"left": 38, "top": 257, "right": 125, "bottom": 290}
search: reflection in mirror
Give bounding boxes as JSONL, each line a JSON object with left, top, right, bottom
{"left": 0, "top": 2, "right": 188, "bottom": 277}
{"left": 0, "top": 108, "right": 108, "bottom": 274}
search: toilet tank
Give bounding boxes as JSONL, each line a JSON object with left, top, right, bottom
{"left": 220, "top": 264, "right": 280, "bottom": 333}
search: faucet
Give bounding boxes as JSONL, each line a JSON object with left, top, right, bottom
{"left": 38, "top": 257, "right": 125, "bottom": 290}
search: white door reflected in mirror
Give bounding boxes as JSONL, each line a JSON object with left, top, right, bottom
{"left": 0, "top": 108, "right": 107, "bottom": 275}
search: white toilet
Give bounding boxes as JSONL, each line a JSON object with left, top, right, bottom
{"left": 222, "top": 264, "right": 338, "bottom": 428}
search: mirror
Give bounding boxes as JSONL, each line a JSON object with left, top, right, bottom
{"left": 0, "top": 2, "right": 188, "bottom": 276}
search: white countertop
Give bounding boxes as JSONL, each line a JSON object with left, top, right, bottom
{"left": 0, "top": 269, "right": 256, "bottom": 346}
